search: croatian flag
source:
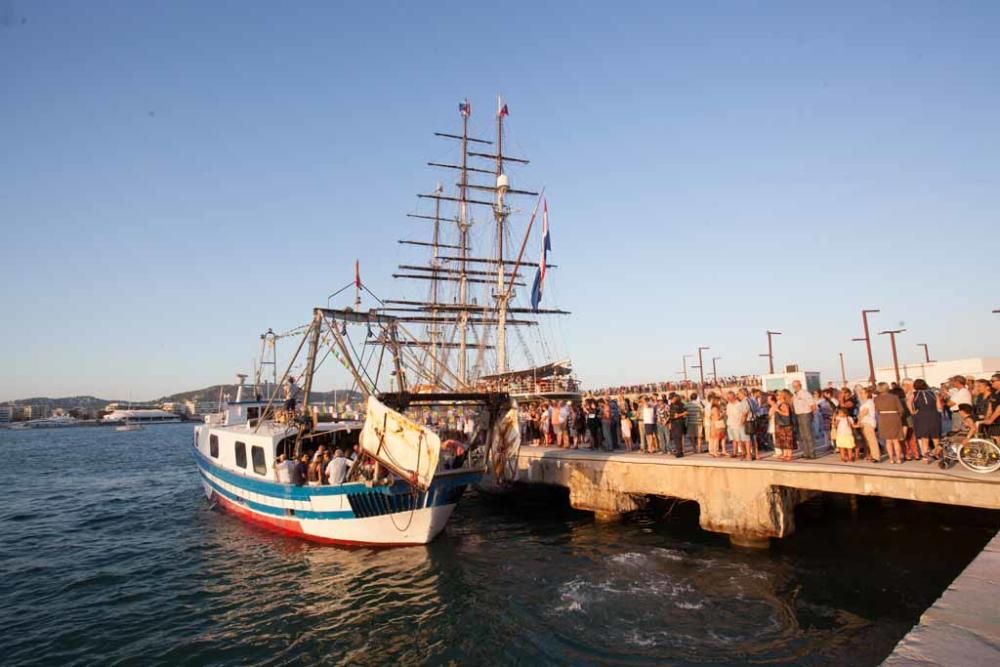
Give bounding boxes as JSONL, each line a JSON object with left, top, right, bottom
{"left": 530, "top": 199, "right": 550, "bottom": 312}
{"left": 459, "top": 99, "right": 471, "bottom": 117}
{"left": 498, "top": 99, "right": 509, "bottom": 117}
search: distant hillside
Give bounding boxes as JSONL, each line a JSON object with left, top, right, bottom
{"left": 156, "top": 385, "right": 363, "bottom": 405}
{"left": 6, "top": 387, "right": 363, "bottom": 408}
{"left": 8, "top": 395, "right": 120, "bottom": 410}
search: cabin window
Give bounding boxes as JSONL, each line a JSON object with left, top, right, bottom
{"left": 251, "top": 446, "right": 267, "bottom": 475}
{"left": 247, "top": 407, "right": 260, "bottom": 420}
{"left": 209, "top": 435, "right": 219, "bottom": 458}
{"left": 235, "top": 441, "right": 247, "bottom": 468}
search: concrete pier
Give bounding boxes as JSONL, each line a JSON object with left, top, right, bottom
{"left": 883, "top": 529, "right": 1000, "bottom": 665}
{"left": 516, "top": 447, "right": 1000, "bottom": 546}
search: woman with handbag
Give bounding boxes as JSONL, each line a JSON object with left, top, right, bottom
{"left": 774, "top": 390, "right": 796, "bottom": 461}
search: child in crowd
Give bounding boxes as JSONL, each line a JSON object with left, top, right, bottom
{"left": 834, "top": 406, "right": 857, "bottom": 462}
{"left": 621, "top": 412, "right": 633, "bottom": 451}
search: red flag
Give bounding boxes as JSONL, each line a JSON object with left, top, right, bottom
{"left": 354, "top": 260, "right": 361, "bottom": 288}
{"left": 498, "top": 102, "right": 509, "bottom": 117}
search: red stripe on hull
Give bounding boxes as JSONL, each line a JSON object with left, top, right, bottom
{"left": 208, "top": 491, "right": 431, "bottom": 548}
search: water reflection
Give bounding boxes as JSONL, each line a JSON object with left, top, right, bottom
{"left": 0, "top": 425, "right": 996, "bottom": 666}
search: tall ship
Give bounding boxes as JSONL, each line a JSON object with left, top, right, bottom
{"left": 193, "top": 98, "right": 564, "bottom": 545}
{"left": 382, "top": 96, "right": 578, "bottom": 403}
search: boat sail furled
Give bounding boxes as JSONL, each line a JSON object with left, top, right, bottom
{"left": 386, "top": 97, "right": 579, "bottom": 402}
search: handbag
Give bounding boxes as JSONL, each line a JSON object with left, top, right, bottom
{"left": 743, "top": 399, "right": 758, "bottom": 435}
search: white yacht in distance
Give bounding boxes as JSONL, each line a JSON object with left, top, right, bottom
{"left": 103, "top": 408, "right": 180, "bottom": 425}
{"left": 21, "top": 415, "right": 82, "bottom": 428}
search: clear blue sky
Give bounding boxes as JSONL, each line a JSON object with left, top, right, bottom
{"left": 2, "top": 1, "right": 998, "bottom": 402}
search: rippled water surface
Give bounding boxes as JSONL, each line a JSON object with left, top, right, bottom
{"left": 0, "top": 424, "right": 996, "bottom": 666}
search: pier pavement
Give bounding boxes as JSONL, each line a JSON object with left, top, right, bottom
{"left": 515, "top": 445, "right": 1000, "bottom": 547}
{"left": 883, "top": 529, "right": 1000, "bottom": 665}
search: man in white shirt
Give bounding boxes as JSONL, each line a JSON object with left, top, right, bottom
{"left": 325, "top": 449, "right": 349, "bottom": 485}
{"left": 274, "top": 454, "right": 293, "bottom": 484}
{"left": 791, "top": 380, "right": 817, "bottom": 459}
{"left": 946, "top": 376, "right": 973, "bottom": 409}
{"left": 641, "top": 397, "right": 658, "bottom": 453}
{"left": 725, "top": 392, "right": 750, "bottom": 459}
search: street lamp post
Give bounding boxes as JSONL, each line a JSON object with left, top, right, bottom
{"left": 838, "top": 352, "right": 847, "bottom": 386}
{"left": 760, "top": 330, "right": 781, "bottom": 374}
{"left": 917, "top": 343, "right": 934, "bottom": 363}
{"left": 696, "top": 346, "right": 710, "bottom": 396}
{"left": 711, "top": 356, "right": 721, "bottom": 384}
{"left": 852, "top": 309, "right": 880, "bottom": 386}
{"left": 879, "top": 329, "right": 906, "bottom": 385}
{"left": 681, "top": 354, "right": 691, "bottom": 382}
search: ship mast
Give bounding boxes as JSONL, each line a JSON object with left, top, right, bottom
{"left": 494, "top": 95, "right": 510, "bottom": 373}
{"left": 457, "top": 103, "right": 471, "bottom": 386}
{"left": 385, "top": 99, "right": 568, "bottom": 390}
{"left": 429, "top": 182, "right": 443, "bottom": 386}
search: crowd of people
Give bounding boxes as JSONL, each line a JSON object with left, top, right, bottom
{"left": 523, "top": 374, "right": 1000, "bottom": 464}
{"left": 274, "top": 443, "right": 360, "bottom": 486}
{"left": 586, "top": 375, "right": 762, "bottom": 400}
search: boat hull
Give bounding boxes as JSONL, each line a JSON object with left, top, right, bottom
{"left": 194, "top": 448, "right": 478, "bottom": 546}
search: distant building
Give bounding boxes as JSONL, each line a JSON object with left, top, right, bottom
{"left": 762, "top": 370, "right": 822, "bottom": 393}
{"left": 105, "top": 402, "right": 156, "bottom": 412}
{"left": 0, "top": 405, "right": 12, "bottom": 422}
{"left": 18, "top": 405, "right": 49, "bottom": 420}
{"left": 160, "top": 402, "right": 189, "bottom": 415}
{"left": 875, "top": 357, "right": 1000, "bottom": 387}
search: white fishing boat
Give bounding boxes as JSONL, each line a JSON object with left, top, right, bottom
{"left": 194, "top": 308, "right": 518, "bottom": 546}
{"left": 193, "top": 100, "right": 578, "bottom": 543}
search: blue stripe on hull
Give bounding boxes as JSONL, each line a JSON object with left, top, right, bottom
{"left": 201, "top": 472, "right": 355, "bottom": 520}
{"left": 194, "top": 446, "right": 481, "bottom": 521}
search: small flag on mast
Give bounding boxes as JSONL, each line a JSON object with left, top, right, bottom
{"left": 459, "top": 99, "right": 471, "bottom": 117}
{"left": 498, "top": 99, "right": 509, "bottom": 117}
{"left": 530, "top": 199, "right": 550, "bottom": 312}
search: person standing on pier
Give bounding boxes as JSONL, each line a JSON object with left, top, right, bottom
{"left": 817, "top": 390, "right": 836, "bottom": 450}
{"left": 609, "top": 399, "right": 622, "bottom": 451}
{"left": 708, "top": 397, "right": 726, "bottom": 457}
{"left": 910, "top": 379, "right": 943, "bottom": 463}
{"left": 586, "top": 400, "right": 602, "bottom": 450}
{"left": 726, "top": 392, "right": 751, "bottom": 460}
{"left": 656, "top": 396, "right": 671, "bottom": 455}
{"left": 685, "top": 392, "right": 704, "bottom": 454}
{"left": 668, "top": 394, "right": 687, "bottom": 458}
{"left": 981, "top": 374, "right": 1000, "bottom": 437}
{"left": 856, "top": 386, "right": 881, "bottom": 462}
{"left": 791, "top": 381, "right": 817, "bottom": 459}
{"left": 639, "top": 397, "right": 657, "bottom": 453}
{"left": 874, "top": 383, "right": 905, "bottom": 464}
{"left": 600, "top": 401, "right": 613, "bottom": 451}
{"left": 774, "top": 390, "right": 797, "bottom": 461}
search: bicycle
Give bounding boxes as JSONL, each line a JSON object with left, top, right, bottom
{"left": 938, "top": 433, "right": 1000, "bottom": 474}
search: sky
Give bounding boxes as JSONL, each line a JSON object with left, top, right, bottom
{"left": 2, "top": 1, "right": 998, "bottom": 402}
